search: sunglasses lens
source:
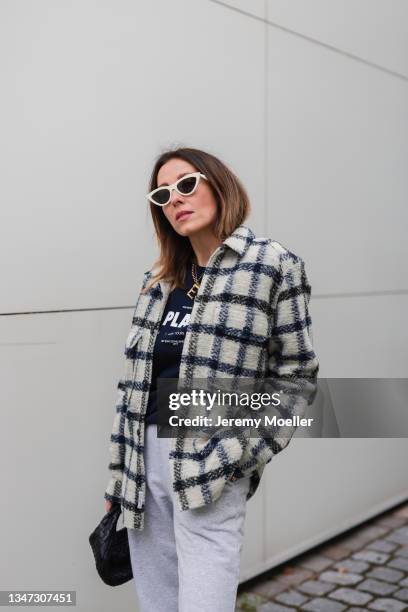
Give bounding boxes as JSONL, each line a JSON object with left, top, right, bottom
{"left": 149, "top": 174, "right": 200, "bottom": 205}
{"left": 151, "top": 188, "right": 170, "bottom": 206}
{"left": 178, "top": 176, "right": 197, "bottom": 194}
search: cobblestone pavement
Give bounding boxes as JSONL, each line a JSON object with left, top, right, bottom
{"left": 236, "top": 501, "right": 408, "bottom": 611}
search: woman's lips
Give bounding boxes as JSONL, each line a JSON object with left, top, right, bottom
{"left": 176, "top": 211, "right": 193, "bottom": 221}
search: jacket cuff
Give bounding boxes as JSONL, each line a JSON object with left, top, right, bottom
{"left": 104, "top": 477, "right": 122, "bottom": 503}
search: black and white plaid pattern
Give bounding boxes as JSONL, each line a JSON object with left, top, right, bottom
{"left": 104, "top": 224, "right": 319, "bottom": 530}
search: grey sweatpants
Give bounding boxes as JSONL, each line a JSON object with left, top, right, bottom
{"left": 127, "top": 423, "right": 251, "bottom": 612}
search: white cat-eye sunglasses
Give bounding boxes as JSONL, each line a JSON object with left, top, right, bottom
{"left": 147, "top": 172, "right": 208, "bottom": 207}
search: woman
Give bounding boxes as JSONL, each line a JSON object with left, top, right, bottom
{"left": 103, "top": 147, "right": 319, "bottom": 611}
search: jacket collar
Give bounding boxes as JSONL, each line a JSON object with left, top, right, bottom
{"left": 222, "top": 223, "right": 255, "bottom": 256}
{"left": 149, "top": 223, "right": 255, "bottom": 299}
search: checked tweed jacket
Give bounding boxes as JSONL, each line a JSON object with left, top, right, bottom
{"left": 104, "top": 224, "right": 319, "bottom": 530}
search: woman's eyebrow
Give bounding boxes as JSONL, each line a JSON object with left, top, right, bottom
{"left": 157, "top": 171, "right": 191, "bottom": 187}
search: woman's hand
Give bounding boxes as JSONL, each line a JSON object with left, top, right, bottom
{"left": 105, "top": 499, "right": 113, "bottom": 513}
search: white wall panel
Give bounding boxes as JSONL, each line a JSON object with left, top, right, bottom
{"left": 312, "top": 294, "right": 408, "bottom": 378}
{"left": 210, "top": 0, "right": 265, "bottom": 20}
{"left": 262, "top": 438, "right": 408, "bottom": 578}
{"left": 266, "top": 24, "right": 408, "bottom": 294}
{"left": 267, "top": 0, "right": 408, "bottom": 77}
{"left": 0, "top": 309, "right": 138, "bottom": 611}
{"left": 0, "top": 0, "right": 265, "bottom": 313}
{"left": 240, "top": 478, "right": 267, "bottom": 580}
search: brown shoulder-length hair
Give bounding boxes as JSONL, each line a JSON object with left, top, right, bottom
{"left": 142, "top": 146, "right": 251, "bottom": 294}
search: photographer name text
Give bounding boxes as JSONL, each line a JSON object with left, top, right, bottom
{"left": 167, "top": 415, "right": 314, "bottom": 428}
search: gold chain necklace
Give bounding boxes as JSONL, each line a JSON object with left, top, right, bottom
{"left": 186, "top": 261, "right": 205, "bottom": 300}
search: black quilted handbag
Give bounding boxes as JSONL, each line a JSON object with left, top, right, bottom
{"left": 89, "top": 502, "right": 133, "bottom": 586}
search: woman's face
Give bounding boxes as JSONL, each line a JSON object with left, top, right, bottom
{"left": 156, "top": 158, "right": 218, "bottom": 237}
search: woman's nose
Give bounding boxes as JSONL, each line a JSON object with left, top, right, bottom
{"left": 170, "top": 188, "right": 184, "bottom": 205}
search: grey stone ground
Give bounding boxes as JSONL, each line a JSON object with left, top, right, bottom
{"left": 236, "top": 501, "right": 408, "bottom": 611}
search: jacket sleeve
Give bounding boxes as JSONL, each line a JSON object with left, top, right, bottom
{"left": 253, "top": 255, "right": 320, "bottom": 463}
{"left": 103, "top": 270, "right": 151, "bottom": 504}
